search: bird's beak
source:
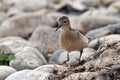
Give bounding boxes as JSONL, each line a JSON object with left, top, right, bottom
{"left": 56, "top": 24, "right": 61, "bottom": 31}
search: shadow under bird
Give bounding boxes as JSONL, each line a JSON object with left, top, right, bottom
{"left": 56, "top": 16, "right": 89, "bottom": 65}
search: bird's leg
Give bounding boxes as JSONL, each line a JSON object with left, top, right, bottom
{"left": 62, "top": 52, "right": 69, "bottom": 64}
{"left": 76, "top": 50, "right": 83, "bottom": 64}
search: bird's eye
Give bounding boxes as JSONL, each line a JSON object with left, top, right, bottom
{"left": 63, "top": 20, "right": 67, "bottom": 23}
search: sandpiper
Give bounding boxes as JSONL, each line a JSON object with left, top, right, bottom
{"left": 56, "top": 16, "right": 89, "bottom": 65}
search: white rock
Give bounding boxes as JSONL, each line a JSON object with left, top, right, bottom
{"left": 0, "top": 66, "right": 16, "bottom": 80}
{"left": 0, "top": 36, "right": 30, "bottom": 54}
{"left": 10, "top": 46, "right": 47, "bottom": 70}
{"left": 6, "top": 64, "right": 67, "bottom": 80}
{"left": 0, "top": 12, "right": 7, "bottom": 24}
{"left": 88, "top": 34, "right": 120, "bottom": 49}
{"left": 5, "top": 70, "right": 31, "bottom": 80}
{"left": 58, "top": 51, "right": 80, "bottom": 66}
{"left": 0, "top": 9, "right": 52, "bottom": 38}
{"left": 4, "top": 0, "right": 49, "bottom": 11}
{"left": 58, "top": 48, "right": 95, "bottom": 66}
{"left": 29, "top": 26, "right": 59, "bottom": 52}
{"left": 63, "top": 72, "right": 110, "bottom": 80}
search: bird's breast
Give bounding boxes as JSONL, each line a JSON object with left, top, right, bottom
{"left": 59, "top": 32, "right": 88, "bottom": 51}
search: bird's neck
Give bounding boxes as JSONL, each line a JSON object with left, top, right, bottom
{"left": 61, "top": 25, "right": 71, "bottom": 33}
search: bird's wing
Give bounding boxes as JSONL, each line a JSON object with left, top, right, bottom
{"left": 70, "top": 28, "right": 84, "bottom": 37}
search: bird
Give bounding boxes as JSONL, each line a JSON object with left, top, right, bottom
{"left": 56, "top": 16, "right": 89, "bottom": 65}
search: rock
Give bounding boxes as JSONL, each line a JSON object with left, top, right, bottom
{"left": 5, "top": 70, "right": 32, "bottom": 80}
{"left": 0, "top": 66, "right": 16, "bottom": 80}
{"left": 10, "top": 46, "right": 47, "bottom": 70}
{"left": 3, "top": 0, "right": 49, "bottom": 11}
{"left": 81, "top": 0, "right": 116, "bottom": 8}
{"left": 0, "top": 36, "right": 30, "bottom": 54}
{"left": 0, "top": 2, "right": 9, "bottom": 12}
{"left": 7, "top": 7, "right": 24, "bottom": 17}
{"left": 29, "top": 25, "right": 59, "bottom": 53}
{"left": 79, "top": 15, "right": 120, "bottom": 33}
{"left": 88, "top": 34, "right": 120, "bottom": 50}
{"left": 0, "top": 12, "right": 8, "bottom": 24}
{"left": 49, "top": 49, "right": 65, "bottom": 64}
{"left": 57, "top": 4, "right": 88, "bottom": 15}
{"left": 0, "top": 44, "right": 12, "bottom": 54}
{"left": 58, "top": 51, "right": 80, "bottom": 66}
{"left": 63, "top": 72, "right": 110, "bottom": 80}
{"left": 0, "top": 9, "right": 54, "bottom": 38}
{"left": 81, "top": 0, "right": 102, "bottom": 8}
{"left": 6, "top": 64, "right": 67, "bottom": 80}
{"left": 83, "top": 37, "right": 120, "bottom": 79}
{"left": 53, "top": 0, "right": 87, "bottom": 11}
{"left": 82, "top": 48, "right": 96, "bottom": 61}
{"left": 86, "top": 23, "right": 120, "bottom": 40}
{"left": 31, "top": 43, "right": 48, "bottom": 60}
{"left": 0, "top": 36, "right": 48, "bottom": 59}
{"left": 109, "top": 1, "right": 120, "bottom": 11}
{"left": 58, "top": 48, "right": 95, "bottom": 66}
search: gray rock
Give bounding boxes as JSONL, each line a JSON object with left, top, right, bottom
{"left": 88, "top": 34, "right": 120, "bottom": 49}
{"left": 0, "top": 12, "right": 8, "bottom": 24}
{"left": 86, "top": 23, "right": 120, "bottom": 40}
{"left": 32, "top": 43, "right": 48, "bottom": 60}
{"left": 79, "top": 15, "right": 120, "bottom": 33}
{"left": 3, "top": 0, "right": 49, "bottom": 11}
{"left": 10, "top": 46, "right": 47, "bottom": 70}
{"left": 49, "top": 49, "right": 65, "bottom": 64}
{"left": 29, "top": 25, "right": 59, "bottom": 53}
{"left": 0, "top": 66, "right": 16, "bottom": 80}
{"left": 81, "top": 0, "right": 115, "bottom": 8}
{"left": 82, "top": 48, "right": 96, "bottom": 61}
{"left": 83, "top": 37, "right": 120, "bottom": 79}
{"left": 63, "top": 72, "right": 110, "bottom": 80}
{"left": 0, "top": 36, "right": 30, "bottom": 54}
{"left": 7, "top": 7, "right": 24, "bottom": 17}
{"left": 0, "top": 9, "right": 54, "bottom": 38}
{"left": 0, "top": 36, "right": 47, "bottom": 58}
{"left": 0, "top": 44, "right": 12, "bottom": 54}
{"left": 58, "top": 51, "right": 80, "bottom": 66}
{"left": 5, "top": 70, "right": 31, "bottom": 80}
{"left": 58, "top": 49, "right": 95, "bottom": 66}
{"left": 6, "top": 64, "right": 67, "bottom": 80}
{"left": 109, "top": 1, "right": 120, "bottom": 11}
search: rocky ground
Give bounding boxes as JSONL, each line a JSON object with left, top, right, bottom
{"left": 0, "top": 0, "right": 120, "bottom": 80}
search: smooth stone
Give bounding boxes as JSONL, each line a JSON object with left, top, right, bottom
{"left": 5, "top": 70, "right": 31, "bottom": 80}
{"left": 58, "top": 49, "right": 95, "bottom": 66}
{"left": 79, "top": 15, "right": 120, "bottom": 33}
{"left": 29, "top": 25, "right": 59, "bottom": 53}
{"left": 0, "top": 9, "right": 53, "bottom": 38}
{"left": 3, "top": 0, "right": 49, "bottom": 11}
{"left": 63, "top": 72, "right": 110, "bottom": 80}
{"left": 0, "top": 36, "right": 47, "bottom": 59}
{"left": 49, "top": 49, "right": 65, "bottom": 64}
{"left": 0, "top": 12, "right": 8, "bottom": 24}
{"left": 0, "top": 66, "right": 16, "bottom": 80}
{"left": 88, "top": 34, "right": 120, "bottom": 49}
{"left": 0, "top": 44, "right": 12, "bottom": 54}
{"left": 0, "top": 36, "right": 30, "bottom": 54}
{"left": 86, "top": 23, "right": 120, "bottom": 40}
{"left": 10, "top": 46, "right": 47, "bottom": 70}
{"left": 6, "top": 64, "right": 67, "bottom": 80}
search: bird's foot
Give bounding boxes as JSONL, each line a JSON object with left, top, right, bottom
{"left": 76, "top": 58, "right": 81, "bottom": 65}
{"left": 60, "top": 59, "right": 69, "bottom": 65}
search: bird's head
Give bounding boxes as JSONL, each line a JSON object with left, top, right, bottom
{"left": 56, "top": 16, "right": 70, "bottom": 31}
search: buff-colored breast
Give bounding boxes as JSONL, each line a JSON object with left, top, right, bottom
{"left": 59, "top": 30, "right": 88, "bottom": 52}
